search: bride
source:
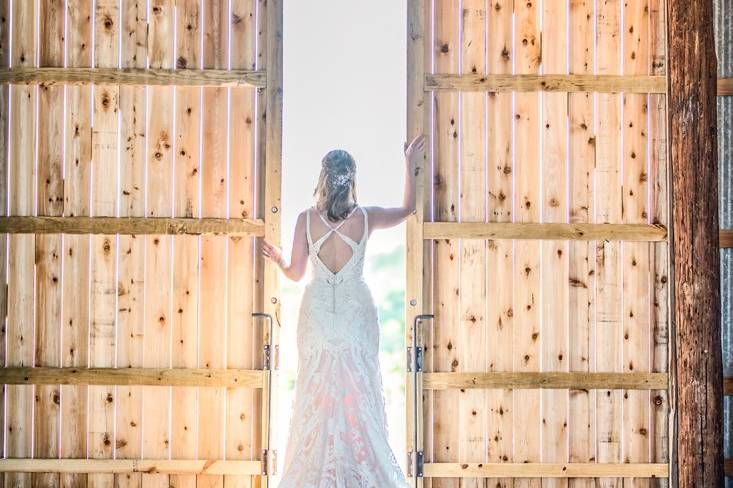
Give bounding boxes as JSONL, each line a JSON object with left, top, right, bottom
{"left": 261, "top": 134, "right": 425, "bottom": 487}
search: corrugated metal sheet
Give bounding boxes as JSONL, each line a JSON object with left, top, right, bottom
{"left": 715, "top": 0, "right": 732, "bottom": 482}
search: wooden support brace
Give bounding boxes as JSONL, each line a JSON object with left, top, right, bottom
{"left": 719, "top": 77, "right": 733, "bottom": 96}
{"left": 720, "top": 229, "right": 732, "bottom": 248}
{"left": 423, "top": 222, "right": 667, "bottom": 241}
{"left": 0, "top": 67, "right": 266, "bottom": 87}
{"left": 0, "top": 459, "right": 263, "bottom": 475}
{"left": 418, "top": 463, "right": 669, "bottom": 478}
{"left": 0, "top": 216, "right": 264, "bottom": 236}
{"left": 421, "top": 372, "right": 668, "bottom": 390}
{"left": 0, "top": 367, "right": 265, "bottom": 388}
{"left": 425, "top": 74, "right": 666, "bottom": 93}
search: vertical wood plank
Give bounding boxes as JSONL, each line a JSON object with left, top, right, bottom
{"left": 6, "top": 1, "right": 37, "bottom": 485}
{"left": 261, "top": 3, "right": 283, "bottom": 482}
{"left": 34, "top": 1, "right": 65, "bottom": 486}
{"left": 199, "top": 2, "right": 229, "bottom": 487}
{"left": 595, "top": 1, "right": 623, "bottom": 486}
{"left": 486, "top": 2, "right": 514, "bottom": 486}
{"left": 62, "top": 2, "right": 92, "bottom": 487}
{"left": 513, "top": 1, "right": 541, "bottom": 487}
{"left": 89, "top": 2, "right": 119, "bottom": 487}
{"left": 540, "top": 2, "right": 569, "bottom": 488}
{"left": 458, "top": 2, "right": 487, "bottom": 487}
{"left": 567, "top": 2, "right": 597, "bottom": 488}
{"left": 252, "top": 0, "right": 268, "bottom": 480}
{"left": 0, "top": 2, "right": 8, "bottom": 483}
{"left": 116, "top": 3, "right": 147, "bottom": 488}
{"left": 622, "top": 2, "right": 652, "bottom": 487}
{"left": 172, "top": 2, "right": 200, "bottom": 488}
{"left": 648, "top": 1, "right": 669, "bottom": 486}
{"left": 227, "top": 1, "right": 257, "bottom": 487}
{"left": 145, "top": 2, "right": 174, "bottom": 487}
{"left": 432, "top": 2, "right": 460, "bottom": 487}
{"left": 407, "top": 0, "right": 432, "bottom": 485}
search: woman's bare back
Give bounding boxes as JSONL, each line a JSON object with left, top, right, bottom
{"left": 307, "top": 205, "right": 368, "bottom": 275}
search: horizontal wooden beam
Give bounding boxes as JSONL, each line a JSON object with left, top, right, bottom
{"left": 0, "top": 216, "right": 264, "bottom": 236}
{"left": 425, "top": 74, "right": 666, "bottom": 93}
{"left": 418, "top": 463, "right": 669, "bottom": 478}
{"left": 0, "top": 67, "right": 266, "bottom": 87}
{"left": 726, "top": 458, "right": 733, "bottom": 477}
{"left": 423, "top": 222, "right": 667, "bottom": 242}
{"left": 719, "top": 77, "right": 733, "bottom": 96}
{"left": 721, "top": 229, "right": 733, "bottom": 248}
{"left": 0, "top": 367, "right": 265, "bottom": 388}
{"left": 421, "top": 372, "right": 668, "bottom": 390}
{"left": 0, "top": 459, "right": 262, "bottom": 475}
{"left": 724, "top": 376, "right": 733, "bottom": 395}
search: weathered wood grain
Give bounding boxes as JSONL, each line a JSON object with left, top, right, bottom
{"left": 425, "top": 74, "right": 666, "bottom": 93}
{"left": 227, "top": 2, "right": 259, "bottom": 486}
{"left": 568, "top": 3, "right": 597, "bottom": 487}
{"left": 61, "top": 3, "right": 92, "bottom": 487}
{"left": 485, "top": 3, "right": 514, "bottom": 486}
{"left": 0, "top": 367, "right": 265, "bottom": 388}
{"left": 115, "top": 5, "right": 147, "bottom": 486}
{"left": 6, "top": 1, "right": 36, "bottom": 486}
{"left": 421, "top": 372, "right": 668, "bottom": 390}
{"left": 668, "top": 0, "right": 723, "bottom": 485}
{"left": 34, "top": 2, "right": 65, "bottom": 486}
{"left": 432, "top": 2, "right": 460, "bottom": 487}
{"left": 171, "top": 2, "right": 200, "bottom": 488}
{"left": 0, "top": 460, "right": 263, "bottom": 475}
{"left": 0, "top": 67, "right": 265, "bottom": 87}
{"left": 421, "top": 464, "right": 669, "bottom": 478}
{"left": 0, "top": 216, "right": 264, "bottom": 235}
{"left": 423, "top": 222, "right": 666, "bottom": 241}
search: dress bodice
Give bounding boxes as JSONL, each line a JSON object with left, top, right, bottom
{"left": 305, "top": 204, "right": 369, "bottom": 286}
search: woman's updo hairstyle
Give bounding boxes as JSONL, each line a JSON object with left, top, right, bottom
{"left": 313, "top": 149, "right": 358, "bottom": 222}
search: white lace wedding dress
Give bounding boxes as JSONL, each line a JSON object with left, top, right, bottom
{"left": 276, "top": 205, "right": 410, "bottom": 488}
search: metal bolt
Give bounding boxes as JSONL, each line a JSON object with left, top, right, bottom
{"left": 271, "top": 206, "right": 279, "bottom": 213}
{"left": 270, "top": 296, "right": 278, "bottom": 304}
{"left": 410, "top": 298, "right": 417, "bottom": 306}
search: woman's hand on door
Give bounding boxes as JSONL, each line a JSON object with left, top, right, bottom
{"left": 261, "top": 239, "right": 284, "bottom": 268}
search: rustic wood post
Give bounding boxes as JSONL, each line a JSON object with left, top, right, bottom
{"left": 667, "top": 0, "right": 723, "bottom": 486}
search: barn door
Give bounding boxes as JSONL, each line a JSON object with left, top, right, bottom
{"left": 0, "top": 0, "right": 282, "bottom": 487}
{"left": 405, "top": 0, "right": 671, "bottom": 485}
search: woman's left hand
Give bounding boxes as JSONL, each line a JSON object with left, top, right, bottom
{"left": 261, "top": 239, "right": 284, "bottom": 267}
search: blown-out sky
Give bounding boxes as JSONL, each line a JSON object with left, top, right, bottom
{"left": 281, "top": 0, "right": 407, "bottom": 257}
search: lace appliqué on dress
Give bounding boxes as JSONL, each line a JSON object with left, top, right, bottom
{"left": 276, "top": 206, "right": 410, "bottom": 488}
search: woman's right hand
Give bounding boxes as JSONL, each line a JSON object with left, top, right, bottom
{"left": 404, "top": 134, "right": 426, "bottom": 174}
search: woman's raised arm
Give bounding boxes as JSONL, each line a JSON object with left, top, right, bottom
{"left": 368, "top": 134, "right": 425, "bottom": 231}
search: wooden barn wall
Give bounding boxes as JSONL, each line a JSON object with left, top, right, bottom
{"left": 0, "top": 1, "right": 269, "bottom": 487}
{"left": 415, "top": 0, "right": 670, "bottom": 485}
{"left": 715, "top": 0, "right": 732, "bottom": 484}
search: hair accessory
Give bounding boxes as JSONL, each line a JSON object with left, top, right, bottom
{"left": 333, "top": 173, "right": 352, "bottom": 187}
